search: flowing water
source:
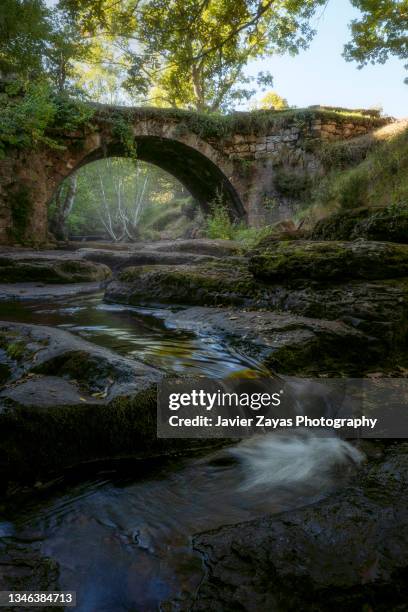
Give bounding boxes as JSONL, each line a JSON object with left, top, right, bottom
{"left": 0, "top": 294, "right": 362, "bottom": 611}
{"left": 0, "top": 293, "right": 266, "bottom": 377}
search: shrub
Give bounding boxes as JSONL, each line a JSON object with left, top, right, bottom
{"left": 205, "top": 193, "right": 238, "bottom": 240}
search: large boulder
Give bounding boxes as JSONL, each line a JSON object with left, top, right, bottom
{"left": 186, "top": 443, "right": 408, "bottom": 611}
{"left": 150, "top": 238, "right": 242, "bottom": 257}
{"left": 311, "top": 206, "right": 408, "bottom": 243}
{"left": 249, "top": 240, "right": 408, "bottom": 282}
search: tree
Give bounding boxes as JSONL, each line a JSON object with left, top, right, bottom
{"left": 126, "top": 0, "right": 325, "bottom": 111}
{"left": 344, "top": 0, "right": 408, "bottom": 83}
{"left": 50, "top": 173, "right": 78, "bottom": 240}
{"left": 0, "top": 0, "right": 92, "bottom": 93}
{"left": 251, "top": 90, "right": 289, "bottom": 109}
{"left": 0, "top": 0, "right": 52, "bottom": 79}
{"left": 59, "top": 0, "right": 325, "bottom": 112}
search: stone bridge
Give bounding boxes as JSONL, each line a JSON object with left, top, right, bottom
{"left": 0, "top": 104, "right": 389, "bottom": 245}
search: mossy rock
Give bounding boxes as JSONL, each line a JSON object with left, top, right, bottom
{"left": 0, "top": 258, "right": 111, "bottom": 283}
{"left": 249, "top": 240, "right": 408, "bottom": 282}
{"left": 0, "top": 322, "right": 220, "bottom": 488}
{"left": 108, "top": 260, "right": 267, "bottom": 306}
{"left": 311, "top": 206, "right": 408, "bottom": 243}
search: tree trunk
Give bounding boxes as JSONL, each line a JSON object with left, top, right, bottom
{"left": 51, "top": 174, "right": 78, "bottom": 241}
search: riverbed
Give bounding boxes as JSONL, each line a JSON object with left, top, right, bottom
{"left": 0, "top": 293, "right": 359, "bottom": 611}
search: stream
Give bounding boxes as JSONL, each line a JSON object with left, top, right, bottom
{"left": 0, "top": 294, "right": 360, "bottom": 611}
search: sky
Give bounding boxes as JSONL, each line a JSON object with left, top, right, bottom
{"left": 245, "top": 0, "right": 407, "bottom": 118}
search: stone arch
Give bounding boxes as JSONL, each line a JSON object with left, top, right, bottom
{"left": 61, "top": 132, "right": 247, "bottom": 221}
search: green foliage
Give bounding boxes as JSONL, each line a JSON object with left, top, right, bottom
{"left": 317, "top": 136, "right": 378, "bottom": 171}
{"left": 0, "top": 81, "right": 57, "bottom": 154}
{"left": 0, "top": 0, "right": 51, "bottom": 77}
{"left": 58, "top": 157, "right": 202, "bottom": 240}
{"left": 110, "top": 113, "right": 137, "bottom": 158}
{"left": 6, "top": 341, "right": 26, "bottom": 360}
{"left": 118, "top": 0, "right": 325, "bottom": 112}
{"left": 310, "top": 123, "right": 408, "bottom": 215}
{"left": 0, "top": 0, "right": 92, "bottom": 89}
{"left": 344, "top": 1, "right": 408, "bottom": 83}
{"left": 205, "top": 193, "right": 238, "bottom": 240}
{"left": 204, "top": 194, "right": 277, "bottom": 247}
{"left": 0, "top": 81, "right": 95, "bottom": 156}
{"left": 251, "top": 90, "right": 289, "bottom": 110}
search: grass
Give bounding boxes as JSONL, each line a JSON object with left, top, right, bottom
{"left": 6, "top": 341, "right": 26, "bottom": 360}
{"left": 303, "top": 120, "right": 408, "bottom": 223}
{"left": 204, "top": 195, "right": 282, "bottom": 247}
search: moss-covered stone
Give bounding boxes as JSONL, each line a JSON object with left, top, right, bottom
{"left": 311, "top": 206, "right": 408, "bottom": 243}
{"left": 109, "top": 260, "right": 266, "bottom": 307}
{"left": 249, "top": 240, "right": 408, "bottom": 282}
{"left": 0, "top": 257, "right": 111, "bottom": 283}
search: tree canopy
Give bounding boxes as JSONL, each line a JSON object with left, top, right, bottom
{"left": 344, "top": 0, "right": 408, "bottom": 83}
{"left": 0, "top": 0, "right": 406, "bottom": 108}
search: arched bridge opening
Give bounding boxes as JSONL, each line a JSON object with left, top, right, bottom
{"left": 73, "top": 136, "right": 246, "bottom": 221}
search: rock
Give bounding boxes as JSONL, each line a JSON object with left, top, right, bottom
{"left": 105, "top": 262, "right": 408, "bottom": 359}
{"left": 149, "top": 238, "right": 242, "bottom": 257}
{"left": 0, "top": 281, "right": 103, "bottom": 301}
{"left": 252, "top": 220, "right": 307, "bottom": 249}
{"left": 165, "top": 307, "right": 381, "bottom": 376}
{"left": 249, "top": 240, "right": 408, "bottom": 282}
{"left": 79, "top": 248, "right": 217, "bottom": 269}
{"left": 261, "top": 277, "right": 408, "bottom": 353}
{"left": 0, "top": 322, "right": 213, "bottom": 489}
{"left": 311, "top": 206, "right": 408, "bottom": 243}
{"left": 187, "top": 443, "right": 408, "bottom": 611}
{"left": 105, "top": 261, "right": 263, "bottom": 307}
{"left": 0, "top": 256, "right": 111, "bottom": 283}
{"left": 0, "top": 540, "right": 60, "bottom": 609}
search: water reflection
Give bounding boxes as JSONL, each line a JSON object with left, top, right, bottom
{"left": 0, "top": 294, "right": 266, "bottom": 377}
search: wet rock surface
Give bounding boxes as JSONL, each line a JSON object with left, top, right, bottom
{"left": 0, "top": 539, "right": 60, "bottom": 610}
{"left": 80, "top": 248, "right": 217, "bottom": 269}
{"left": 1, "top": 235, "right": 407, "bottom": 607}
{"left": 0, "top": 281, "right": 102, "bottom": 301}
{"left": 0, "top": 322, "right": 213, "bottom": 490}
{"left": 165, "top": 307, "right": 381, "bottom": 375}
{"left": 182, "top": 443, "right": 408, "bottom": 612}
{"left": 105, "top": 262, "right": 408, "bottom": 361}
